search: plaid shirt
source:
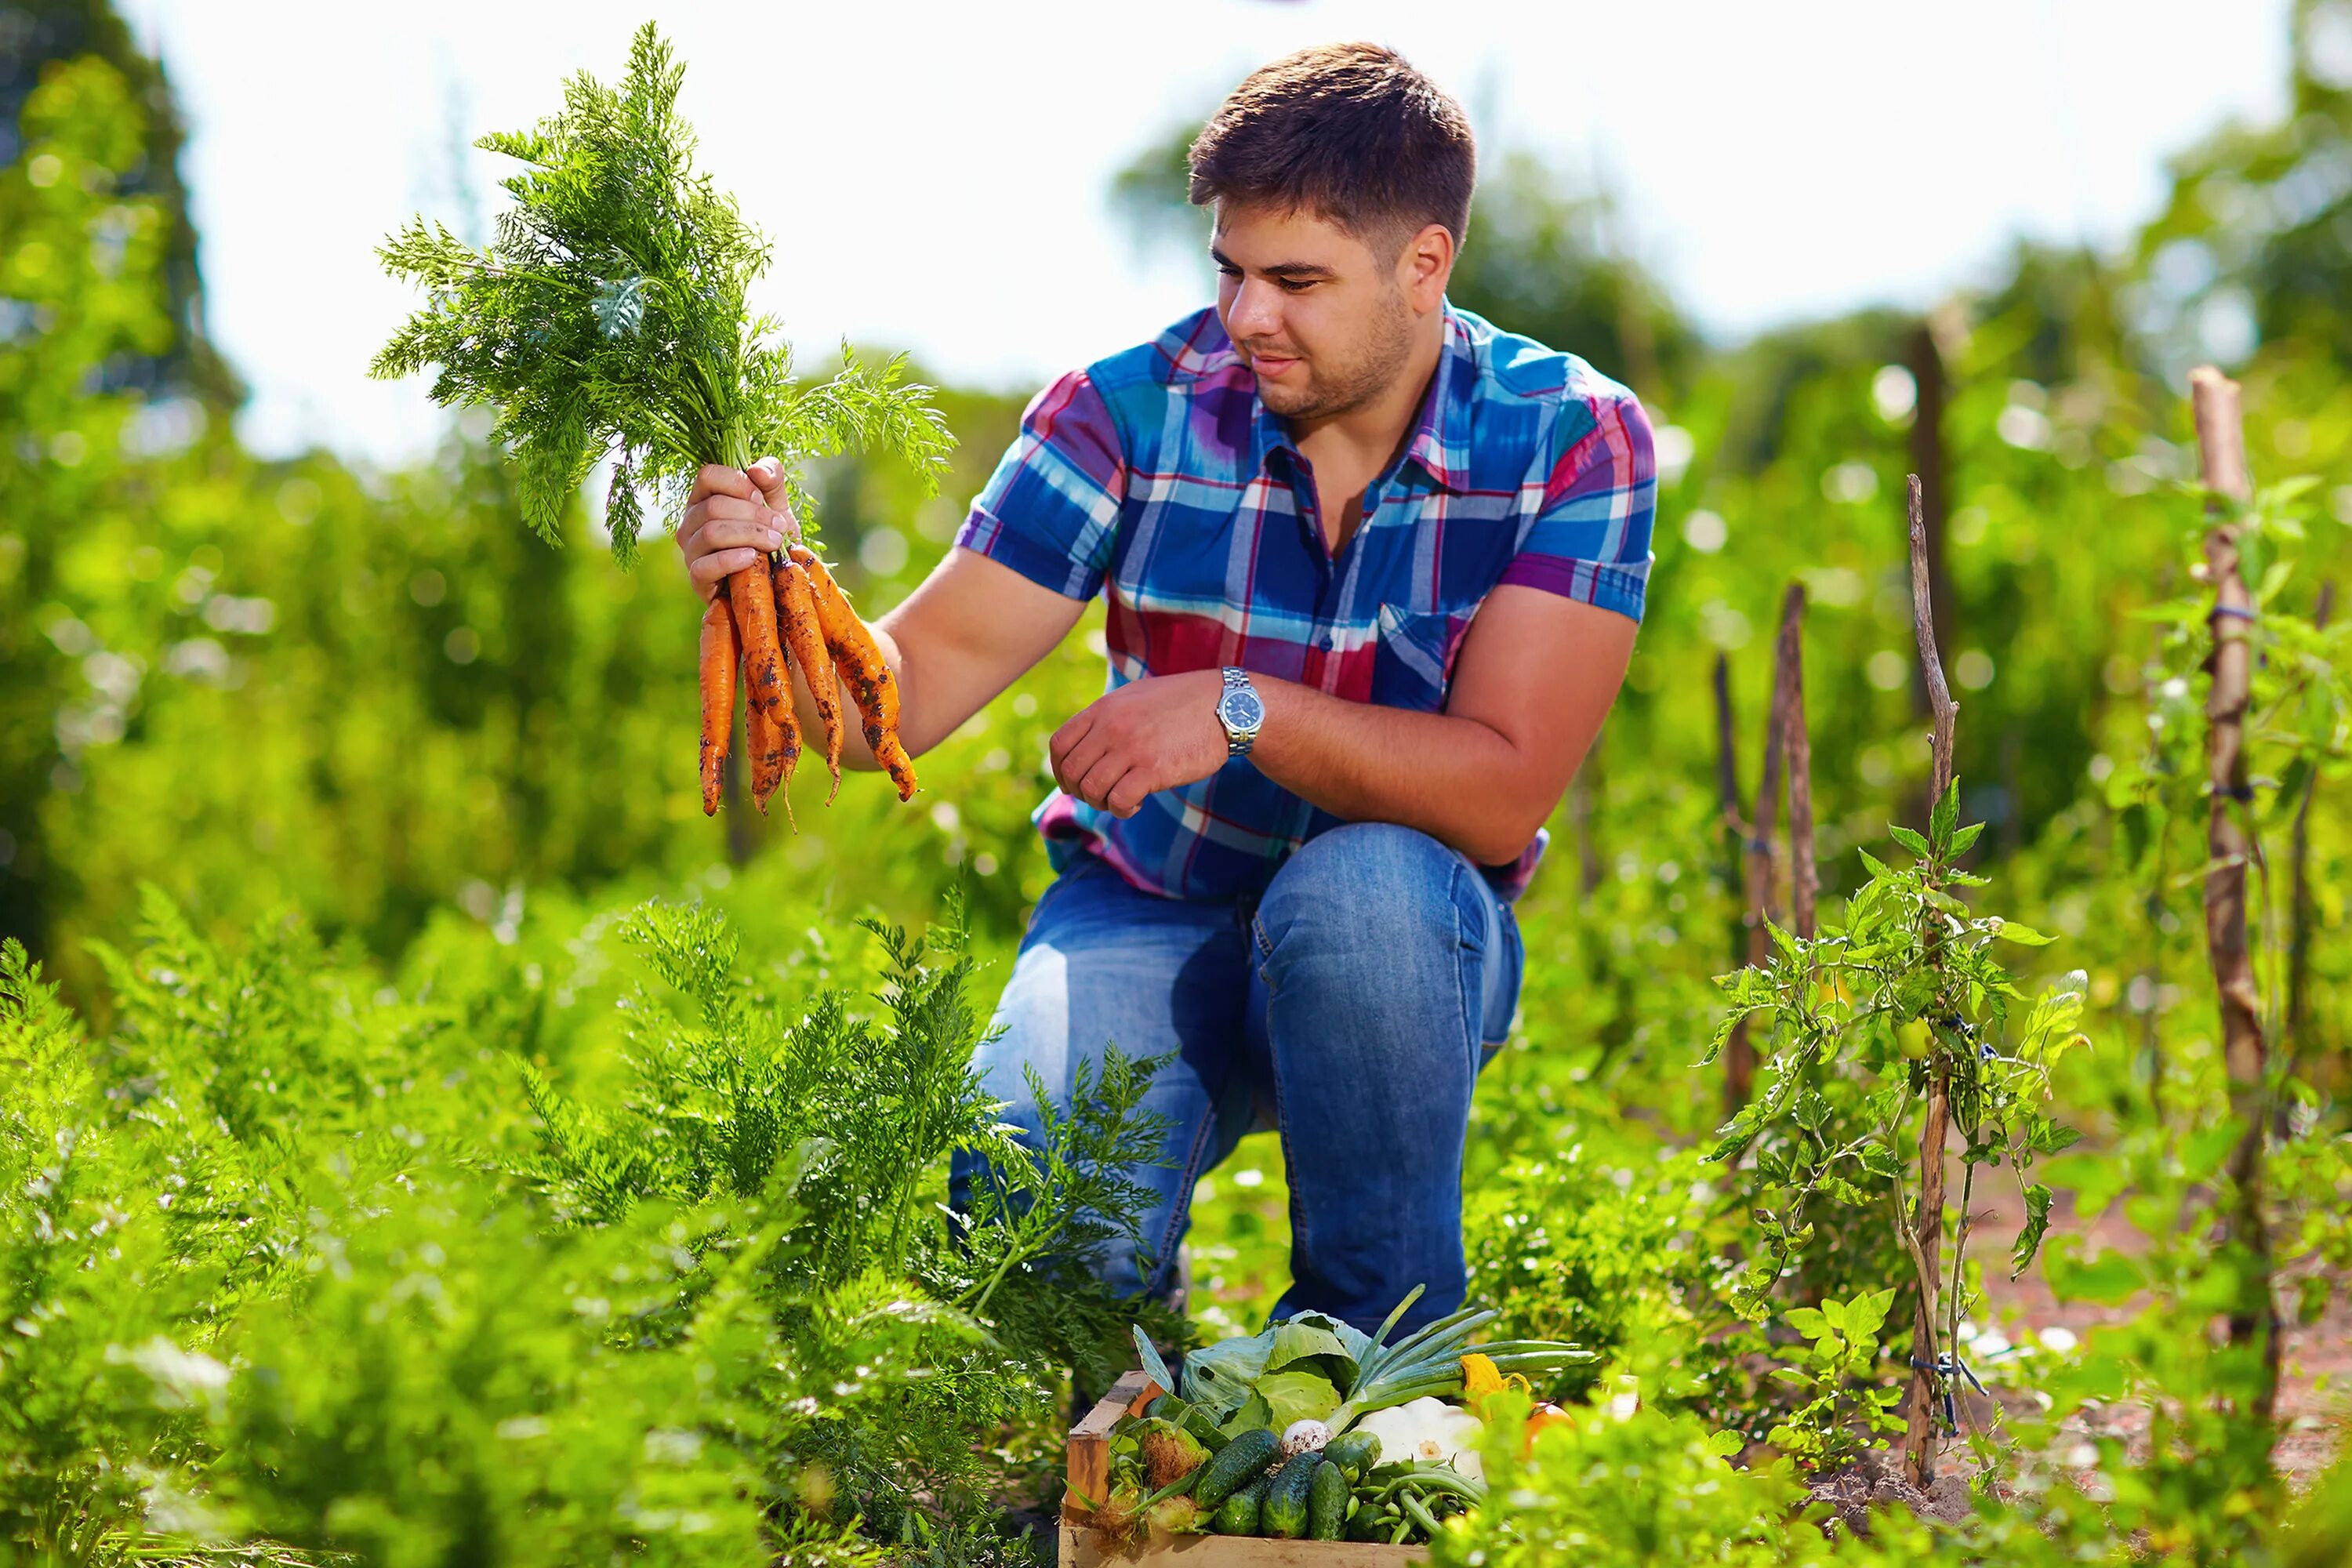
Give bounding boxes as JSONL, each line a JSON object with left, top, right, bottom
{"left": 956, "top": 303, "right": 1656, "bottom": 905}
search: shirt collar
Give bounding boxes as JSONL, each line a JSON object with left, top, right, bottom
{"left": 1245, "top": 304, "right": 1472, "bottom": 496}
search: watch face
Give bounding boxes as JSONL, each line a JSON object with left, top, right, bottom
{"left": 1220, "top": 690, "right": 1265, "bottom": 730}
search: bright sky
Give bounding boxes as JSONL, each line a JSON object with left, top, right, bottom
{"left": 118, "top": 0, "right": 2292, "bottom": 466}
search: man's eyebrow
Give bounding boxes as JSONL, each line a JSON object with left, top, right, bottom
{"left": 1208, "top": 245, "right": 1336, "bottom": 280}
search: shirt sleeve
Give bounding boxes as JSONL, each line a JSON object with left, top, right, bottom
{"left": 953, "top": 369, "right": 1127, "bottom": 601}
{"left": 1496, "top": 387, "right": 1656, "bottom": 623}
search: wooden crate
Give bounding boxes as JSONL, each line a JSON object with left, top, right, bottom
{"left": 1060, "top": 1371, "right": 1428, "bottom": 1566}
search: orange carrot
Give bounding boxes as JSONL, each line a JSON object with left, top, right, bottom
{"left": 726, "top": 562, "right": 788, "bottom": 720}
{"left": 698, "top": 597, "right": 739, "bottom": 816}
{"left": 771, "top": 556, "right": 844, "bottom": 800}
{"left": 745, "top": 650, "right": 800, "bottom": 826}
{"left": 789, "top": 543, "right": 916, "bottom": 801}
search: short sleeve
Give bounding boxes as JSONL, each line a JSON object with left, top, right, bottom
{"left": 1496, "top": 390, "right": 1656, "bottom": 623}
{"left": 953, "top": 370, "right": 1127, "bottom": 601}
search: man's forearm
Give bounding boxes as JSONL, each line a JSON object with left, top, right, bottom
{"left": 1247, "top": 678, "right": 1563, "bottom": 867}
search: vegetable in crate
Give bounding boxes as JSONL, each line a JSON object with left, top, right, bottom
{"left": 1306, "top": 1457, "right": 1352, "bottom": 1540}
{"left": 1260, "top": 1449, "right": 1323, "bottom": 1540}
{"left": 369, "top": 22, "right": 949, "bottom": 814}
{"left": 1192, "top": 1425, "right": 1279, "bottom": 1511}
{"left": 1210, "top": 1474, "right": 1270, "bottom": 1536}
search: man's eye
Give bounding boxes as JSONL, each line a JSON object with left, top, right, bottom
{"left": 1277, "top": 278, "right": 1315, "bottom": 293}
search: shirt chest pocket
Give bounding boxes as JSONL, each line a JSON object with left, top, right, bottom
{"left": 1370, "top": 599, "right": 1481, "bottom": 713}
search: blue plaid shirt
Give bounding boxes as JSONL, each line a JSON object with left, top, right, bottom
{"left": 956, "top": 303, "right": 1655, "bottom": 904}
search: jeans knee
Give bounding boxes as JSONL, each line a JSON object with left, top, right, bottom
{"left": 1256, "top": 822, "right": 1475, "bottom": 962}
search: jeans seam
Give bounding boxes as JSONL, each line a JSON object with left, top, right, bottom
{"left": 1450, "top": 861, "right": 1481, "bottom": 1073}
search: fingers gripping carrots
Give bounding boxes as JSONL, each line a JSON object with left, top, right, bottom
{"left": 698, "top": 597, "right": 739, "bottom": 817}
{"left": 771, "top": 556, "right": 845, "bottom": 801}
{"left": 790, "top": 544, "right": 918, "bottom": 802}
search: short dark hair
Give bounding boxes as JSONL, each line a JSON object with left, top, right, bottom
{"left": 1188, "top": 43, "right": 1476, "bottom": 255}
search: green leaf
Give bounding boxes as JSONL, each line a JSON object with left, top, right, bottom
{"left": 2010, "top": 1184, "right": 2054, "bottom": 1278}
{"left": 1992, "top": 921, "right": 2055, "bottom": 946}
{"left": 1889, "top": 825, "right": 1931, "bottom": 858}
{"left": 1254, "top": 1368, "right": 1340, "bottom": 1429}
{"left": 1134, "top": 1325, "right": 1178, "bottom": 1396}
{"left": 1218, "top": 1391, "right": 1273, "bottom": 1439}
{"left": 1930, "top": 779, "right": 1961, "bottom": 851}
{"left": 1181, "top": 1326, "right": 1276, "bottom": 1414}
{"left": 1947, "top": 821, "right": 1984, "bottom": 855}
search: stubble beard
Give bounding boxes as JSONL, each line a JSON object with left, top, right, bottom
{"left": 1255, "top": 286, "right": 1417, "bottom": 423}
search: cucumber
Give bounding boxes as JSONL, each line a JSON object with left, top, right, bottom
{"left": 1261, "top": 1451, "right": 1321, "bottom": 1540}
{"left": 1323, "top": 1429, "right": 1381, "bottom": 1483}
{"left": 1210, "top": 1474, "right": 1269, "bottom": 1536}
{"left": 1346, "top": 1501, "right": 1392, "bottom": 1541}
{"left": 1306, "top": 1457, "right": 1350, "bottom": 1540}
{"left": 1191, "top": 1426, "right": 1279, "bottom": 1512}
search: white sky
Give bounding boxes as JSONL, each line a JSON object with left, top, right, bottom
{"left": 118, "top": 0, "right": 2293, "bottom": 465}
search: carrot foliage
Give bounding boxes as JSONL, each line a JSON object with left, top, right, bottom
{"left": 370, "top": 22, "right": 953, "bottom": 564}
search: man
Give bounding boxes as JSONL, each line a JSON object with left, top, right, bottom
{"left": 674, "top": 43, "right": 1653, "bottom": 1335}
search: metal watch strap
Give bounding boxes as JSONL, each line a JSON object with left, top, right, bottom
{"left": 1219, "top": 667, "right": 1260, "bottom": 757}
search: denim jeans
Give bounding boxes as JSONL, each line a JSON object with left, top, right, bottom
{"left": 947, "top": 822, "right": 1523, "bottom": 1338}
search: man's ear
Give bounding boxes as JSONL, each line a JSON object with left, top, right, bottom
{"left": 1399, "top": 222, "right": 1454, "bottom": 313}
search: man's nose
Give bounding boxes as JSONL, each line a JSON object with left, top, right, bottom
{"left": 1227, "top": 278, "right": 1285, "bottom": 343}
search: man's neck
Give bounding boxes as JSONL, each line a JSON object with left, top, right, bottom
{"left": 1286, "top": 314, "right": 1446, "bottom": 483}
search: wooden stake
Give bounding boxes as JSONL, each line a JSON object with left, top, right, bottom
{"left": 2189, "top": 365, "right": 2281, "bottom": 1425}
{"left": 1902, "top": 473, "right": 1958, "bottom": 1486}
{"left": 2285, "top": 581, "right": 2334, "bottom": 1118}
{"left": 1715, "top": 654, "right": 1757, "bottom": 1115}
{"left": 1744, "top": 628, "right": 1789, "bottom": 974}
{"left": 1907, "top": 324, "right": 1956, "bottom": 687}
{"left": 1773, "top": 585, "right": 1819, "bottom": 938}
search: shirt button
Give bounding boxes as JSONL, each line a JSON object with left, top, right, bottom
{"left": 1316, "top": 634, "right": 1334, "bottom": 652}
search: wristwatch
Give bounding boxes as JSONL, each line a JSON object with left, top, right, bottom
{"left": 1215, "top": 667, "right": 1265, "bottom": 757}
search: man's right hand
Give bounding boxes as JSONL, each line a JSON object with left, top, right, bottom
{"left": 674, "top": 458, "right": 1094, "bottom": 768}
{"left": 676, "top": 459, "right": 798, "bottom": 602}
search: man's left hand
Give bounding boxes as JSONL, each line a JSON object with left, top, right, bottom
{"left": 1049, "top": 670, "right": 1230, "bottom": 818}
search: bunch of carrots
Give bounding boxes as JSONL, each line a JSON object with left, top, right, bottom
{"left": 699, "top": 545, "right": 916, "bottom": 820}
{"left": 369, "top": 24, "right": 948, "bottom": 823}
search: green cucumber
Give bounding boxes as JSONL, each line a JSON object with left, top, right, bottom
{"left": 1261, "top": 1451, "right": 1322, "bottom": 1540}
{"left": 1191, "top": 1426, "right": 1279, "bottom": 1512}
{"left": 1323, "top": 1429, "right": 1380, "bottom": 1483}
{"left": 1307, "top": 1457, "right": 1350, "bottom": 1540}
{"left": 1210, "top": 1474, "right": 1269, "bottom": 1536}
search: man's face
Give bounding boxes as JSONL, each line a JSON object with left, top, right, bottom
{"left": 1211, "top": 203, "right": 1431, "bottom": 422}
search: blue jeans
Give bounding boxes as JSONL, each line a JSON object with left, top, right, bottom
{"left": 947, "top": 822, "right": 1523, "bottom": 1338}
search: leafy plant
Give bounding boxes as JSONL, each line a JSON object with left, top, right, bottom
{"left": 1704, "top": 786, "right": 2087, "bottom": 1466}
{"left": 371, "top": 22, "right": 954, "bottom": 561}
{"left": 1762, "top": 1288, "right": 1903, "bottom": 1475}
{"left": 516, "top": 891, "right": 1174, "bottom": 1541}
